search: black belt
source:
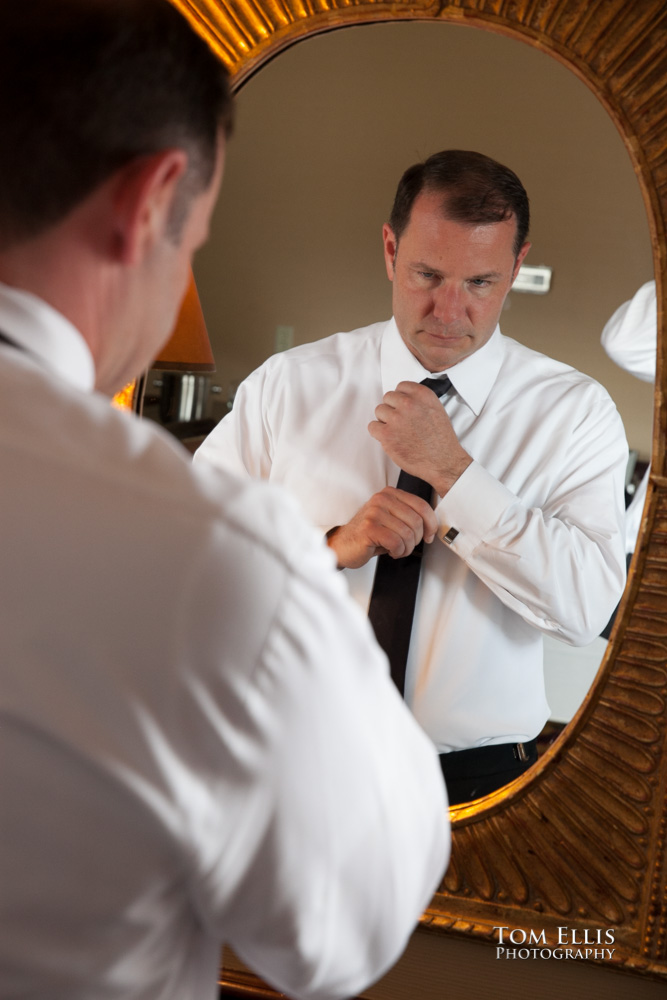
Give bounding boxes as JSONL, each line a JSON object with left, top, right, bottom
{"left": 439, "top": 739, "right": 537, "bottom": 780}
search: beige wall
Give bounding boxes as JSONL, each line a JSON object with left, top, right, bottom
{"left": 194, "top": 21, "right": 655, "bottom": 457}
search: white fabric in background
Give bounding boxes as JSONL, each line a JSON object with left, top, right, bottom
{"left": 601, "top": 278, "right": 656, "bottom": 552}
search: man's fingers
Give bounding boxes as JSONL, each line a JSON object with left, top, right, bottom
{"left": 328, "top": 486, "right": 439, "bottom": 568}
{"left": 395, "top": 380, "right": 433, "bottom": 397}
{"left": 373, "top": 403, "right": 392, "bottom": 425}
{"left": 393, "top": 490, "right": 439, "bottom": 543}
{"left": 370, "top": 514, "right": 420, "bottom": 559}
{"left": 358, "top": 497, "right": 421, "bottom": 558}
{"left": 367, "top": 487, "right": 437, "bottom": 557}
{"left": 374, "top": 385, "right": 427, "bottom": 423}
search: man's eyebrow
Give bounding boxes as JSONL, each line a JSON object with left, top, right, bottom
{"left": 410, "top": 262, "right": 505, "bottom": 281}
{"left": 469, "top": 270, "right": 503, "bottom": 280}
{"left": 410, "top": 260, "right": 443, "bottom": 274}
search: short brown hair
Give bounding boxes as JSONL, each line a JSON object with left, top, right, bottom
{"left": 0, "top": 0, "right": 234, "bottom": 250}
{"left": 389, "top": 150, "right": 529, "bottom": 258}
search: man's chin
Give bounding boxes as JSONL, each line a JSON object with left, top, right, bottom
{"left": 415, "top": 335, "right": 471, "bottom": 372}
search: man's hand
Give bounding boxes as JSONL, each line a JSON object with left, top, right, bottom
{"left": 326, "top": 487, "right": 439, "bottom": 569}
{"left": 369, "top": 381, "right": 472, "bottom": 496}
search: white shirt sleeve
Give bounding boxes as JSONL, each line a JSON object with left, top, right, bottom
{"left": 194, "top": 364, "right": 273, "bottom": 479}
{"left": 435, "top": 394, "right": 627, "bottom": 646}
{"left": 182, "top": 481, "right": 450, "bottom": 1000}
{"left": 600, "top": 279, "right": 656, "bottom": 383}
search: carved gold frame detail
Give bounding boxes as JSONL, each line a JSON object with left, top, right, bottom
{"left": 172, "top": 0, "right": 667, "bottom": 988}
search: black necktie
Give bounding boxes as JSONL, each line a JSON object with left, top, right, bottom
{"left": 367, "top": 375, "right": 452, "bottom": 695}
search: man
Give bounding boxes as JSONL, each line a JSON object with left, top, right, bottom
{"left": 0, "top": 4, "right": 449, "bottom": 999}
{"left": 195, "top": 150, "right": 628, "bottom": 804}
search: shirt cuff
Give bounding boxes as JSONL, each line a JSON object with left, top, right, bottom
{"left": 434, "top": 460, "right": 517, "bottom": 558}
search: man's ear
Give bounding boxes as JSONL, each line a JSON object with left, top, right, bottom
{"left": 511, "top": 241, "right": 532, "bottom": 282}
{"left": 110, "top": 149, "right": 189, "bottom": 265}
{"left": 382, "top": 223, "right": 398, "bottom": 282}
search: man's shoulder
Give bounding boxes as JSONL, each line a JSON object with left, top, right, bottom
{"left": 499, "top": 333, "right": 614, "bottom": 401}
{"left": 5, "top": 366, "right": 318, "bottom": 581}
{"left": 260, "top": 319, "right": 388, "bottom": 376}
{"left": 97, "top": 404, "right": 324, "bottom": 575}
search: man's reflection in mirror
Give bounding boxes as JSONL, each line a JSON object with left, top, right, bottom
{"left": 195, "top": 150, "right": 628, "bottom": 804}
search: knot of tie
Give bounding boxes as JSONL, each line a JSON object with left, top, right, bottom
{"left": 421, "top": 375, "right": 452, "bottom": 398}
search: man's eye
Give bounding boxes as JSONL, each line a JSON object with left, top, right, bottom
{"left": 470, "top": 278, "right": 490, "bottom": 287}
{"left": 418, "top": 271, "right": 435, "bottom": 280}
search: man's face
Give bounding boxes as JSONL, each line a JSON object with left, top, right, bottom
{"left": 383, "top": 190, "right": 530, "bottom": 372}
{"left": 100, "top": 140, "right": 225, "bottom": 396}
{"left": 142, "top": 144, "right": 225, "bottom": 369}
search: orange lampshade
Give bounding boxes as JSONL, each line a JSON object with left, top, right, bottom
{"left": 152, "top": 272, "right": 215, "bottom": 372}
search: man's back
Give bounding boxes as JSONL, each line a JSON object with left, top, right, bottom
{"left": 0, "top": 305, "right": 449, "bottom": 999}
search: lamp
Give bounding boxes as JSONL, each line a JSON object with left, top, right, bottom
{"left": 152, "top": 272, "right": 215, "bottom": 373}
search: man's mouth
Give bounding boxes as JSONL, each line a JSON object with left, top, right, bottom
{"left": 421, "top": 329, "right": 467, "bottom": 343}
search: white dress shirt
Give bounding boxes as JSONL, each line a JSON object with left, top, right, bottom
{"left": 601, "top": 279, "right": 656, "bottom": 552}
{"left": 195, "top": 318, "right": 628, "bottom": 753}
{"left": 0, "top": 286, "right": 449, "bottom": 1000}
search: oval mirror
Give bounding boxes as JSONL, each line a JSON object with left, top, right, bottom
{"left": 190, "top": 20, "right": 652, "bottom": 789}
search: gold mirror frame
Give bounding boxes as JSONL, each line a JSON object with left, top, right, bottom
{"left": 174, "top": 0, "right": 667, "bottom": 986}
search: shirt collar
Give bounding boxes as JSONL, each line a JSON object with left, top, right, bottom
{"left": 381, "top": 317, "right": 504, "bottom": 415}
{"left": 0, "top": 281, "right": 95, "bottom": 392}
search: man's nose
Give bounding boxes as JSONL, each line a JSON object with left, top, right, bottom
{"left": 432, "top": 283, "right": 463, "bottom": 323}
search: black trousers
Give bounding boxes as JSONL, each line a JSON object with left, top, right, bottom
{"left": 440, "top": 739, "right": 538, "bottom": 805}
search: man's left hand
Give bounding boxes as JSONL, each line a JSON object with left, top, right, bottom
{"left": 369, "top": 380, "right": 472, "bottom": 497}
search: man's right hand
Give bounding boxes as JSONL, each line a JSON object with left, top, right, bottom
{"left": 326, "top": 487, "right": 438, "bottom": 569}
